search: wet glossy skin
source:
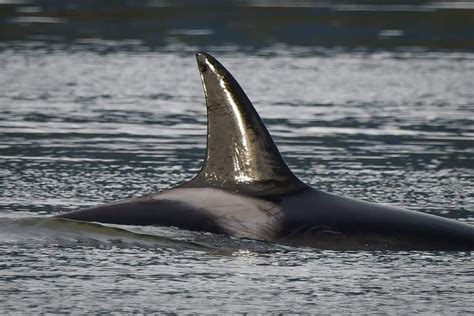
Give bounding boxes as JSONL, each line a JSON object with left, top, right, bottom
{"left": 277, "top": 188, "right": 474, "bottom": 250}
{"left": 60, "top": 186, "right": 474, "bottom": 250}
{"left": 57, "top": 52, "right": 474, "bottom": 250}
{"left": 182, "top": 53, "right": 306, "bottom": 196}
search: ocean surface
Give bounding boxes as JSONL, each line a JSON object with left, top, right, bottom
{"left": 1, "top": 0, "right": 473, "bottom": 313}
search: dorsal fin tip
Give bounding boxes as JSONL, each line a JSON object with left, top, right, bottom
{"left": 183, "top": 52, "right": 307, "bottom": 195}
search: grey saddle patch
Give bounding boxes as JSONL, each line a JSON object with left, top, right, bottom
{"left": 150, "top": 188, "right": 283, "bottom": 241}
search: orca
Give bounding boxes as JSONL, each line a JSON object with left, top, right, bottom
{"left": 57, "top": 52, "right": 474, "bottom": 250}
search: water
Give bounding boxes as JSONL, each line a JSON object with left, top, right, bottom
{"left": 1, "top": 1, "right": 473, "bottom": 313}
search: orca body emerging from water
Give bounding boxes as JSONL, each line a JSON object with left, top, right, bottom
{"left": 57, "top": 52, "right": 474, "bottom": 250}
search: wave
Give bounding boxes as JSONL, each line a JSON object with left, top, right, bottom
{"left": 0, "top": 216, "right": 212, "bottom": 251}
{"left": 0, "top": 216, "right": 289, "bottom": 255}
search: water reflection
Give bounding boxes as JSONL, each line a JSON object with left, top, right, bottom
{"left": 0, "top": 2, "right": 473, "bottom": 313}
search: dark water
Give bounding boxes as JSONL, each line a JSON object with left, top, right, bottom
{"left": 1, "top": 1, "right": 473, "bottom": 313}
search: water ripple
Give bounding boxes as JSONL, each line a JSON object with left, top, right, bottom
{"left": 0, "top": 46, "right": 473, "bottom": 313}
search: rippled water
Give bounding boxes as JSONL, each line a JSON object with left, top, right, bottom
{"left": 1, "top": 0, "right": 474, "bottom": 313}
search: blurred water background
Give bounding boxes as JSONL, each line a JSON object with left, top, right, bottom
{"left": 0, "top": 0, "right": 473, "bottom": 313}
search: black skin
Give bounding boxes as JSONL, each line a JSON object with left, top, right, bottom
{"left": 58, "top": 197, "right": 225, "bottom": 235}
{"left": 55, "top": 52, "right": 474, "bottom": 251}
{"left": 58, "top": 187, "right": 474, "bottom": 251}
{"left": 276, "top": 188, "right": 474, "bottom": 251}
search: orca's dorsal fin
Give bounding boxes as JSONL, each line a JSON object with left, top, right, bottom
{"left": 182, "top": 52, "right": 307, "bottom": 196}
